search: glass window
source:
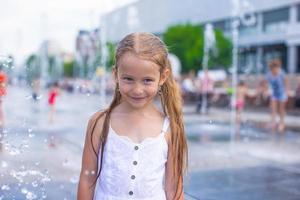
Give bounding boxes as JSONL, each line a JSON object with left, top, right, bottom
{"left": 263, "top": 7, "right": 289, "bottom": 33}
{"left": 213, "top": 19, "right": 231, "bottom": 32}
{"left": 297, "top": 4, "right": 300, "bottom": 21}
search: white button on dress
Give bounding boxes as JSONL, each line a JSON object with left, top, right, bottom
{"left": 93, "top": 117, "right": 170, "bottom": 200}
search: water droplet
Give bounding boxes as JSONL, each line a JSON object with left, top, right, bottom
{"left": 1, "top": 161, "right": 7, "bottom": 168}
{"left": 21, "top": 188, "right": 28, "bottom": 194}
{"left": 8, "top": 147, "right": 21, "bottom": 156}
{"left": 26, "top": 191, "right": 37, "bottom": 200}
{"left": 70, "top": 175, "right": 79, "bottom": 184}
{"left": 91, "top": 170, "right": 95, "bottom": 175}
{"left": 41, "top": 192, "right": 47, "bottom": 199}
{"left": 21, "top": 143, "right": 29, "bottom": 149}
{"left": 28, "top": 133, "right": 35, "bottom": 138}
{"left": 28, "top": 128, "right": 33, "bottom": 133}
{"left": 31, "top": 181, "right": 38, "bottom": 188}
{"left": 0, "top": 55, "right": 12, "bottom": 64}
{"left": 1, "top": 184, "right": 10, "bottom": 190}
{"left": 41, "top": 176, "right": 51, "bottom": 183}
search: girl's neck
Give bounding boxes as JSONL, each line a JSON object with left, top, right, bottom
{"left": 114, "top": 101, "right": 161, "bottom": 118}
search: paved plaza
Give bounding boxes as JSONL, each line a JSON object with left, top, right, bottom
{"left": 0, "top": 86, "right": 300, "bottom": 200}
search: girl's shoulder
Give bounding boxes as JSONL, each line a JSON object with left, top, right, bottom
{"left": 87, "top": 110, "right": 107, "bottom": 136}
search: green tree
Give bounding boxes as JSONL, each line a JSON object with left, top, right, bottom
{"left": 63, "top": 60, "right": 75, "bottom": 77}
{"left": 163, "top": 23, "right": 232, "bottom": 73}
{"left": 106, "top": 42, "right": 116, "bottom": 69}
{"left": 163, "top": 24, "right": 203, "bottom": 73}
{"left": 212, "top": 29, "right": 232, "bottom": 68}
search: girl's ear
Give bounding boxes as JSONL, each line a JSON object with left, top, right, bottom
{"left": 159, "top": 67, "right": 170, "bottom": 85}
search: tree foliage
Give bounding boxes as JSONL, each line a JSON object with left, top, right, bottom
{"left": 163, "top": 23, "right": 232, "bottom": 73}
{"left": 63, "top": 60, "right": 74, "bottom": 77}
{"left": 106, "top": 42, "right": 116, "bottom": 69}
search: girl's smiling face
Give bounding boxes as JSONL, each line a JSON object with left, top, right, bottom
{"left": 115, "top": 52, "right": 167, "bottom": 109}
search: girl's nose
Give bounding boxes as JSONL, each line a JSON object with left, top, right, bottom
{"left": 132, "top": 84, "right": 144, "bottom": 95}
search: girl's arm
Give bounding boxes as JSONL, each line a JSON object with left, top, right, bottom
{"left": 165, "top": 133, "right": 184, "bottom": 200}
{"left": 77, "top": 112, "right": 105, "bottom": 200}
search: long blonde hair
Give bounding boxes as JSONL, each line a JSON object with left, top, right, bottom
{"left": 91, "top": 32, "right": 188, "bottom": 198}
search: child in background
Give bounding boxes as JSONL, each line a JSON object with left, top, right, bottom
{"left": 295, "top": 80, "right": 300, "bottom": 108}
{"left": 236, "top": 80, "right": 248, "bottom": 123}
{"left": 266, "top": 59, "right": 289, "bottom": 133}
{"left": 0, "top": 70, "right": 7, "bottom": 152}
{"left": 0, "top": 70, "right": 7, "bottom": 127}
{"left": 48, "top": 81, "right": 60, "bottom": 123}
{"left": 77, "top": 32, "right": 188, "bottom": 200}
{"left": 196, "top": 69, "right": 214, "bottom": 114}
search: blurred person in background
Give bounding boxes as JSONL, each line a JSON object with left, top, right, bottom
{"left": 265, "top": 59, "right": 289, "bottom": 133}
{"left": 32, "top": 78, "right": 41, "bottom": 102}
{"left": 0, "top": 69, "right": 7, "bottom": 126}
{"left": 196, "top": 69, "right": 214, "bottom": 114}
{"left": 48, "top": 81, "right": 61, "bottom": 123}
{"left": 236, "top": 80, "right": 248, "bottom": 124}
{"left": 181, "top": 71, "right": 196, "bottom": 103}
{"left": 295, "top": 80, "right": 300, "bottom": 108}
{"left": 0, "top": 69, "right": 7, "bottom": 152}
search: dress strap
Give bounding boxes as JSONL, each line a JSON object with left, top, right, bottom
{"left": 161, "top": 117, "right": 170, "bottom": 134}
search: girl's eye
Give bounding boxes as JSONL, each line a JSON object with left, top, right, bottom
{"left": 123, "top": 77, "right": 133, "bottom": 81}
{"left": 144, "top": 79, "right": 154, "bottom": 84}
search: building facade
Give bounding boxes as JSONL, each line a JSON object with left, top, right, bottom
{"left": 102, "top": 0, "right": 300, "bottom": 74}
{"left": 75, "top": 29, "right": 101, "bottom": 78}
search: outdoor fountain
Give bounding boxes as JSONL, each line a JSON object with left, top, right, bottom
{"left": 198, "top": 0, "right": 256, "bottom": 142}
{"left": 0, "top": 55, "right": 13, "bottom": 69}
{"left": 201, "top": 23, "right": 216, "bottom": 114}
{"left": 99, "top": 17, "right": 108, "bottom": 106}
{"left": 230, "top": 0, "right": 256, "bottom": 142}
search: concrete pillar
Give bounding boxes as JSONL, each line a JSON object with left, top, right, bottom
{"left": 256, "top": 13, "right": 263, "bottom": 33}
{"left": 256, "top": 47, "right": 263, "bottom": 73}
{"left": 290, "top": 4, "right": 298, "bottom": 24}
{"left": 288, "top": 44, "right": 297, "bottom": 74}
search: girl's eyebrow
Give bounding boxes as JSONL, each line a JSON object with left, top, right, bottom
{"left": 121, "top": 74, "right": 156, "bottom": 79}
{"left": 121, "top": 74, "right": 134, "bottom": 77}
{"left": 144, "top": 76, "right": 156, "bottom": 79}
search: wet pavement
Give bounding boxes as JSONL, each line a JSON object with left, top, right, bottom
{"left": 0, "top": 86, "right": 300, "bottom": 200}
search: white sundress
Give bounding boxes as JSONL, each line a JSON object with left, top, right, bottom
{"left": 93, "top": 117, "right": 170, "bottom": 200}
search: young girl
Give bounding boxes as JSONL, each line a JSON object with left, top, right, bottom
{"left": 266, "top": 59, "right": 289, "bottom": 132}
{"left": 77, "top": 32, "right": 188, "bottom": 200}
{"left": 48, "top": 81, "right": 60, "bottom": 123}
